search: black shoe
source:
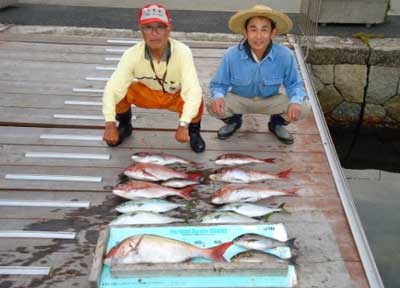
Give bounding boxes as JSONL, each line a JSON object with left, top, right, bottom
{"left": 189, "top": 122, "right": 206, "bottom": 153}
{"left": 217, "top": 114, "right": 242, "bottom": 140}
{"left": 108, "top": 108, "right": 133, "bottom": 147}
{"left": 268, "top": 114, "right": 294, "bottom": 145}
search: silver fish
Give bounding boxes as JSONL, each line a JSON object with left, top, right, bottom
{"left": 132, "top": 152, "right": 201, "bottom": 167}
{"left": 104, "top": 234, "right": 233, "bottom": 265}
{"left": 215, "top": 153, "right": 275, "bottom": 166}
{"left": 161, "top": 178, "right": 199, "bottom": 188}
{"left": 231, "top": 250, "right": 296, "bottom": 265}
{"left": 115, "top": 199, "right": 184, "bottom": 214}
{"left": 110, "top": 211, "right": 184, "bottom": 226}
{"left": 113, "top": 180, "right": 194, "bottom": 200}
{"left": 217, "top": 202, "right": 286, "bottom": 218}
{"left": 233, "top": 233, "right": 298, "bottom": 251}
{"left": 211, "top": 184, "right": 299, "bottom": 204}
{"left": 201, "top": 211, "right": 258, "bottom": 224}
{"left": 209, "top": 167, "right": 292, "bottom": 183}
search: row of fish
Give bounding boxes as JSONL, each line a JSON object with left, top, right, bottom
{"left": 104, "top": 233, "right": 297, "bottom": 266}
{"left": 106, "top": 152, "right": 299, "bottom": 268}
{"left": 132, "top": 152, "right": 276, "bottom": 167}
{"left": 110, "top": 152, "right": 299, "bottom": 225}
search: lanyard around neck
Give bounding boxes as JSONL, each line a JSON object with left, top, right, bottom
{"left": 146, "top": 45, "right": 171, "bottom": 93}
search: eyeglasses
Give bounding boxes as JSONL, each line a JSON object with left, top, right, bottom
{"left": 141, "top": 25, "right": 168, "bottom": 34}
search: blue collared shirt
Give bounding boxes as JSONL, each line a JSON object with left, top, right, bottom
{"left": 210, "top": 43, "right": 306, "bottom": 104}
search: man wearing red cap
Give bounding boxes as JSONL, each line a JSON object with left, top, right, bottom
{"left": 102, "top": 4, "right": 205, "bottom": 153}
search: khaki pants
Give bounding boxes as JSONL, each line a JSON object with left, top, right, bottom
{"left": 207, "top": 92, "right": 309, "bottom": 122}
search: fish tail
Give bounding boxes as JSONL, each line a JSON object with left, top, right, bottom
{"left": 187, "top": 171, "right": 203, "bottom": 181}
{"left": 278, "top": 202, "right": 291, "bottom": 214}
{"left": 284, "top": 187, "right": 300, "bottom": 195}
{"left": 204, "top": 241, "right": 233, "bottom": 262}
{"left": 263, "top": 158, "right": 276, "bottom": 163}
{"left": 277, "top": 168, "right": 292, "bottom": 179}
{"left": 103, "top": 246, "right": 119, "bottom": 266}
{"left": 178, "top": 185, "right": 195, "bottom": 200}
{"left": 285, "top": 238, "right": 298, "bottom": 249}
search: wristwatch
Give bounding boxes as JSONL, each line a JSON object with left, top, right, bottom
{"left": 179, "top": 121, "right": 189, "bottom": 127}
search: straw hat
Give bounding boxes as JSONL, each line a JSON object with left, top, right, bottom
{"left": 229, "top": 5, "right": 293, "bottom": 35}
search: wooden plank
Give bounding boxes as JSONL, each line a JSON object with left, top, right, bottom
{"left": 0, "top": 41, "right": 226, "bottom": 58}
{"left": 0, "top": 164, "right": 335, "bottom": 192}
{"left": 89, "top": 228, "right": 109, "bottom": 287}
{"left": 0, "top": 190, "right": 109, "bottom": 204}
{"left": 0, "top": 248, "right": 359, "bottom": 288}
{"left": 0, "top": 35, "right": 370, "bottom": 287}
{"left": 0, "top": 251, "right": 94, "bottom": 288}
{"left": 0, "top": 93, "right": 102, "bottom": 110}
{"left": 0, "top": 219, "right": 354, "bottom": 263}
{"left": 111, "top": 262, "right": 288, "bottom": 277}
{"left": 0, "top": 106, "right": 318, "bottom": 134}
{"left": 0, "top": 197, "right": 342, "bottom": 224}
{"left": 0, "top": 33, "right": 239, "bottom": 49}
{"left": 0, "top": 127, "right": 324, "bottom": 153}
{"left": 0, "top": 144, "right": 330, "bottom": 172}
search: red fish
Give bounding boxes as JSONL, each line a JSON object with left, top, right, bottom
{"left": 124, "top": 163, "right": 202, "bottom": 182}
{"left": 104, "top": 234, "right": 233, "bottom": 265}
{"left": 113, "top": 180, "right": 194, "bottom": 200}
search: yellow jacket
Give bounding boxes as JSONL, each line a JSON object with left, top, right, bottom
{"left": 102, "top": 38, "right": 202, "bottom": 123}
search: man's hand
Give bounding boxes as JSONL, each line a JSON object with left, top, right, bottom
{"left": 287, "top": 103, "right": 302, "bottom": 122}
{"left": 211, "top": 98, "right": 225, "bottom": 116}
{"left": 103, "top": 122, "right": 119, "bottom": 145}
{"left": 176, "top": 126, "right": 189, "bottom": 143}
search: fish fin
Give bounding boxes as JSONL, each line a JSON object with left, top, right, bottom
{"left": 285, "top": 238, "right": 298, "bottom": 250}
{"left": 187, "top": 171, "right": 203, "bottom": 181}
{"left": 178, "top": 185, "right": 195, "bottom": 200}
{"left": 204, "top": 241, "right": 233, "bottom": 262}
{"left": 118, "top": 173, "right": 130, "bottom": 184}
{"left": 263, "top": 158, "right": 276, "bottom": 163}
{"left": 278, "top": 202, "right": 291, "bottom": 214}
{"left": 190, "top": 161, "right": 204, "bottom": 169}
{"left": 277, "top": 168, "right": 292, "bottom": 179}
{"left": 288, "top": 255, "right": 298, "bottom": 265}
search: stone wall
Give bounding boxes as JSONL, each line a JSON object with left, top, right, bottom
{"left": 308, "top": 36, "right": 400, "bottom": 127}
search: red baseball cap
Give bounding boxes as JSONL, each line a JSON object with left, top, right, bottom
{"left": 138, "top": 4, "right": 171, "bottom": 26}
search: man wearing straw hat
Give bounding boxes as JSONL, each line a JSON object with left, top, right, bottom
{"left": 102, "top": 4, "right": 205, "bottom": 153}
{"left": 208, "top": 5, "right": 308, "bottom": 144}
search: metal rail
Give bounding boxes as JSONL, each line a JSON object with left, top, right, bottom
{"left": 53, "top": 114, "right": 104, "bottom": 121}
{"left": 85, "top": 77, "right": 109, "bottom": 82}
{"left": 40, "top": 134, "right": 103, "bottom": 141}
{"left": 25, "top": 152, "right": 110, "bottom": 160}
{"left": 73, "top": 88, "right": 104, "bottom": 93}
{"left": 288, "top": 34, "right": 384, "bottom": 288}
{"left": 0, "top": 230, "right": 76, "bottom": 239}
{"left": 64, "top": 100, "right": 102, "bottom": 106}
{"left": 0, "top": 266, "right": 51, "bottom": 276}
{"left": 0, "top": 199, "right": 90, "bottom": 208}
{"left": 5, "top": 174, "right": 102, "bottom": 182}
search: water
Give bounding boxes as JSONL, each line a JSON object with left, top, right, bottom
{"left": 345, "top": 170, "right": 400, "bottom": 287}
{"left": 331, "top": 124, "right": 400, "bottom": 287}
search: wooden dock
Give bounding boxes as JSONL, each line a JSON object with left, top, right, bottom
{"left": 0, "top": 30, "right": 371, "bottom": 287}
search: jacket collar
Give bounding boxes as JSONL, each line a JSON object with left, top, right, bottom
{"left": 239, "top": 40, "right": 274, "bottom": 63}
{"left": 145, "top": 40, "right": 171, "bottom": 62}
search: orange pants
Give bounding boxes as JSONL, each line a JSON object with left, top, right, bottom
{"left": 116, "top": 82, "right": 204, "bottom": 123}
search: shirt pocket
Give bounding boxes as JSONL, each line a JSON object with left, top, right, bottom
{"left": 231, "top": 72, "right": 253, "bottom": 86}
{"left": 260, "top": 77, "right": 283, "bottom": 96}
